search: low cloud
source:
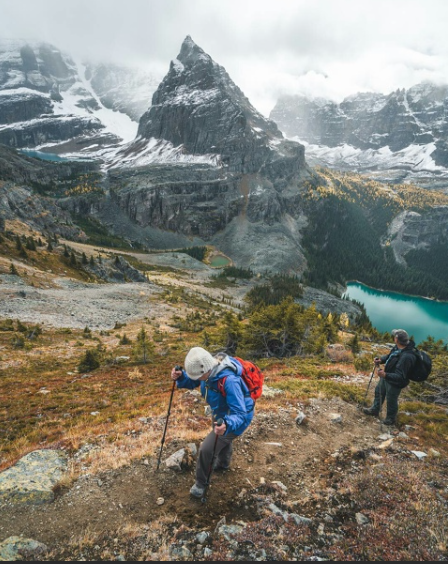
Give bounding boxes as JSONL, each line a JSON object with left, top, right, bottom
{"left": 2, "top": 0, "right": 448, "bottom": 115}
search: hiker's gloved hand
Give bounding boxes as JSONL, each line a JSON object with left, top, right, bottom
{"left": 171, "top": 366, "right": 183, "bottom": 381}
{"left": 214, "top": 420, "right": 227, "bottom": 436}
{"left": 378, "top": 369, "right": 386, "bottom": 378}
{"left": 374, "top": 357, "right": 381, "bottom": 365}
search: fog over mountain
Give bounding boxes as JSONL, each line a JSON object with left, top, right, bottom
{"left": 2, "top": 0, "right": 448, "bottom": 117}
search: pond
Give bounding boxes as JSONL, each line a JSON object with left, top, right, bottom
{"left": 209, "top": 255, "right": 231, "bottom": 268}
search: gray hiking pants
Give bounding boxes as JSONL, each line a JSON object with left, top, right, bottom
{"left": 196, "top": 429, "right": 238, "bottom": 488}
{"left": 372, "top": 377, "right": 402, "bottom": 420}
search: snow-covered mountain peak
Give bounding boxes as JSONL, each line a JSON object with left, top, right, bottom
{"left": 118, "top": 37, "right": 294, "bottom": 173}
{"left": 177, "top": 35, "right": 213, "bottom": 67}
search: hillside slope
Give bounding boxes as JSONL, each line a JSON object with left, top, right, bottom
{"left": 0, "top": 226, "right": 447, "bottom": 561}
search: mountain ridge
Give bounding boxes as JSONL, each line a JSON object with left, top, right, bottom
{"left": 270, "top": 83, "right": 448, "bottom": 189}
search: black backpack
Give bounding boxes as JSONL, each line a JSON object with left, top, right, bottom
{"left": 407, "top": 349, "right": 432, "bottom": 382}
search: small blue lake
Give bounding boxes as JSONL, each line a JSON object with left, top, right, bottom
{"left": 343, "top": 282, "right": 448, "bottom": 345}
{"left": 20, "top": 149, "right": 93, "bottom": 162}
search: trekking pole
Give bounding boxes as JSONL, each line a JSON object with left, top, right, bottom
{"left": 156, "top": 369, "right": 179, "bottom": 471}
{"left": 201, "top": 418, "right": 223, "bottom": 504}
{"left": 363, "top": 364, "right": 377, "bottom": 404}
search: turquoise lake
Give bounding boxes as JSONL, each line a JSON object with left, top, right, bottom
{"left": 343, "top": 282, "right": 448, "bottom": 345}
{"left": 20, "top": 149, "right": 94, "bottom": 162}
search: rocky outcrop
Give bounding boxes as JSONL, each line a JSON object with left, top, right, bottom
{"left": 387, "top": 206, "right": 448, "bottom": 264}
{"left": 0, "top": 144, "right": 102, "bottom": 239}
{"left": 0, "top": 536, "right": 48, "bottom": 561}
{"left": 0, "top": 114, "right": 106, "bottom": 149}
{"left": 0, "top": 449, "right": 68, "bottom": 505}
{"left": 298, "top": 286, "right": 362, "bottom": 320}
{"left": 0, "top": 143, "right": 100, "bottom": 186}
{"left": 0, "top": 90, "right": 53, "bottom": 125}
{"left": 86, "top": 255, "right": 148, "bottom": 283}
{"left": 0, "top": 181, "right": 87, "bottom": 240}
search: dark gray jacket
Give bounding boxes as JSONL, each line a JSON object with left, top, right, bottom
{"left": 379, "top": 340, "right": 417, "bottom": 389}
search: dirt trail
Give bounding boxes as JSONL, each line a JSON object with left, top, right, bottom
{"left": 0, "top": 396, "right": 387, "bottom": 548}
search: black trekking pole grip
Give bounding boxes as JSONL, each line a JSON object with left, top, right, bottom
{"left": 156, "top": 380, "right": 176, "bottom": 471}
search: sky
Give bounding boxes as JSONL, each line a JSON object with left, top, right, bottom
{"left": 2, "top": 0, "right": 448, "bottom": 116}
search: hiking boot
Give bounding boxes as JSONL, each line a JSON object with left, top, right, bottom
{"left": 189, "top": 483, "right": 205, "bottom": 498}
{"left": 213, "top": 462, "right": 230, "bottom": 472}
{"left": 382, "top": 417, "right": 396, "bottom": 426}
{"left": 363, "top": 407, "right": 379, "bottom": 416}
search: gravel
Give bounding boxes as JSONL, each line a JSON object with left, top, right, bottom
{"left": 0, "top": 275, "right": 164, "bottom": 330}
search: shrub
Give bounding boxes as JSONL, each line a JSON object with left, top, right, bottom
{"left": 354, "top": 355, "right": 374, "bottom": 371}
{"left": 119, "top": 334, "right": 131, "bottom": 345}
{"left": 0, "top": 319, "right": 15, "bottom": 331}
{"left": 77, "top": 349, "right": 100, "bottom": 372}
{"left": 11, "top": 334, "right": 25, "bottom": 348}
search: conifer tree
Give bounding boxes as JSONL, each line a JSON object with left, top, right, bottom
{"left": 133, "top": 326, "right": 154, "bottom": 364}
{"left": 25, "top": 237, "right": 36, "bottom": 251}
{"left": 77, "top": 349, "right": 100, "bottom": 372}
{"left": 349, "top": 333, "right": 360, "bottom": 354}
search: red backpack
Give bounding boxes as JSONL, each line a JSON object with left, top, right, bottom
{"left": 217, "top": 356, "right": 264, "bottom": 401}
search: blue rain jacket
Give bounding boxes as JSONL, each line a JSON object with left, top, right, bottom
{"left": 176, "top": 355, "right": 255, "bottom": 436}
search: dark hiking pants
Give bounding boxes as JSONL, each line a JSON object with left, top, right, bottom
{"left": 195, "top": 430, "right": 238, "bottom": 488}
{"left": 371, "top": 377, "right": 402, "bottom": 420}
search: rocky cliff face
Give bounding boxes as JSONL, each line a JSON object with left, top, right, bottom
{"left": 387, "top": 206, "right": 448, "bottom": 265}
{"left": 270, "top": 83, "right": 448, "bottom": 188}
{"left": 0, "top": 40, "right": 105, "bottom": 151}
{"left": 0, "top": 40, "right": 159, "bottom": 156}
{"left": 0, "top": 144, "right": 100, "bottom": 188}
{"left": 0, "top": 144, "right": 100, "bottom": 239}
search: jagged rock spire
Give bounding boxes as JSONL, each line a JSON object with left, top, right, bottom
{"left": 136, "top": 36, "right": 290, "bottom": 174}
{"left": 177, "top": 35, "right": 210, "bottom": 65}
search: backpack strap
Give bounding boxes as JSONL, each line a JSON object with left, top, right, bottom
{"left": 205, "top": 376, "right": 227, "bottom": 397}
{"left": 215, "top": 374, "right": 251, "bottom": 400}
{"left": 217, "top": 376, "right": 227, "bottom": 397}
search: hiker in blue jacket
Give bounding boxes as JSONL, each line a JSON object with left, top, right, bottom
{"left": 171, "top": 346, "right": 255, "bottom": 499}
{"left": 363, "top": 328, "right": 416, "bottom": 426}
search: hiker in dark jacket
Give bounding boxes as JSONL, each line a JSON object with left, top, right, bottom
{"left": 363, "top": 329, "right": 416, "bottom": 426}
{"left": 171, "top": 346, "right": 254, "bottom": 499}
